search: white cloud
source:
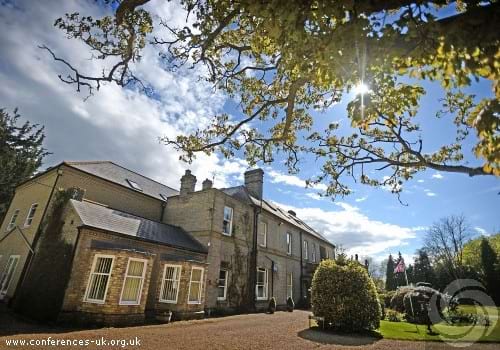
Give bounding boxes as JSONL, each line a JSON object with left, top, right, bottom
{"left": 305, "top": 192, "right": 323, "bottom": 201}
{"left": 426, "top": 192, "right": 437, "bottom": 197}
{"left": 273, "top": 201, "right": 418, "bottom": 257}
{"left": 267, "top": 170, "right": 328, "bottom": 191}
{"left": 474, "top": 227, "right": 488, "bottom": 236}
{"left": 417, "top": 179, "right": 425, "bottom": 183}
{"left": 0, "top": 0, "right": 249, "bottom": 189}
{"left": 431, "top": 173, "right": 444, "bottom": 179}
{"left": 355, "top": 196, "right": 368, "bottom": 202}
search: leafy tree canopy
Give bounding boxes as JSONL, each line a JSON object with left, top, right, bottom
{"left": 45, "top": 0, "right": 499, "bottom": 200}
{"left": 0, "top": 108, "right": 49, "bottom": 220}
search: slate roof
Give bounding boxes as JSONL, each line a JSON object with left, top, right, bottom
{"left": 71, "top": 199, "right": 207, "bottom": 254}
{"left": 65, "top": 161, "right": 179, "bottom": 201}
{"left": 222, "top": 186, "right": 334, "bottom": 247}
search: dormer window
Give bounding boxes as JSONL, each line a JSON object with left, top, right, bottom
{"left": 126, "top": 179, "right": 142, "bottom": 191}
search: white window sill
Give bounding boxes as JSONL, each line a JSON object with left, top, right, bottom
{"left": 84, "top": 299, "right": 105, "bottom": 304}
{"left": 217, "top": 297, "right": 226, "bottom": 301}
{"left": 256, "top": 297, "right": 268, "bottom": 301}
{"left": 188, "top": 301, "right": 202, "bottom": 305}
{"left": 159, "top": 299, "right": 178, "bottom": 304}
{"left": 221, "top": 232, "right": 232, "bottom": 236}
{"left": 119, "top": 301, "right": 141, "bottom": 306}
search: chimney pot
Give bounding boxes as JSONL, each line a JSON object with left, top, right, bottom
{"left": 244, "top": 168, "right": 264, "bottom": 199}
{"left": 180, "top": 169, "right": 197, "bottom": 196}
{"left": 202, "top": 178, "right": 213, "bottom": 190}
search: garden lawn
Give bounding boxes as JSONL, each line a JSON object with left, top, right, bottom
{"left": 379, "top": 317, "right": 500, "bottom": 343}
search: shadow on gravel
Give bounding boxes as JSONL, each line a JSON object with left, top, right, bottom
{"left": 298, "top": 327, "right": 382, "bottom": 346}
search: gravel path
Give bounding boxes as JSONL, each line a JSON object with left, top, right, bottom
{"left": 0, "top": 309, "right": 497, "bottom": 349}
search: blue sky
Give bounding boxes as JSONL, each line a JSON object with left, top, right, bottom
{"left": 0, "top": 0, "right": 498, "bottom": 264}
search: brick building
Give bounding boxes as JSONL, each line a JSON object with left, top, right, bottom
{"left": 0, "top": 161, "right": 335, "bottom": 325}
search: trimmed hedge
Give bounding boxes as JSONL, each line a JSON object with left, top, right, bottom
{"left": 311, "top": 259, "right": 381, "bottom": 332}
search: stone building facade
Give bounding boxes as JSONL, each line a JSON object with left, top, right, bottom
{"left": 0, "top": 160, "right": 335, "bottom": 325}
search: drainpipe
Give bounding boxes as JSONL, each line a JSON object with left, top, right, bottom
{"left": 160, "top": 201, "right": 166, "bottom": 222}
{"left": 249, "top": 206, "right": 259, "bottom": 310}
{"left": 299, "top": 230, "right": 303, "bottom": 304}
{"left": 13, "top": 167, "right": 62, "bottom": 303}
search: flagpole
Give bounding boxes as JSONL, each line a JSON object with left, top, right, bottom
{"left": 404, "top": 268, "right": 415, "bottom": 318}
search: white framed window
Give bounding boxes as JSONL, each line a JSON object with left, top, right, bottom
{"left": 312, "top": 243, "right": 316, "bottom": 262}
{"left": 258, "top": 221, "right": 267, "bottom": 247}
{"left": 256, "top": 267, "right": 268, "bottom": 300}
{"left": 287, "top": 272, "right": 293, "bottom": 300}
{"left": 84, "top": 254, "right": 114, "bottom": 304}
{"left": 217, "top": 269, "right": 228, "bottom": 301}
{"left": 222, "top": 206, "right": 233, "bottom": 236}
{"left": 6, "top": 209, "right": 20, "bottom": 231}
{"left": 0, "top": 255, "right": 20, "bottom": 298}
{"left": 159, "top": 264, "right": 182, "bottom": 303}
{"left": 188, "top": 266, "right": 204, "bottom": 304}
{"left": 24, "top": 203, "right": 38, "bottom": 227}
{"left": 120, "top": 258, "right": 147, "bottom": 305}
{"left": 286, "top": 232, "right": 292, "bottom": 255}
{"left": 303, "top": 240, "right": 309, "bottom": 260}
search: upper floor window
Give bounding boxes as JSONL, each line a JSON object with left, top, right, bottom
{"left": 222, "top": 206, "right": 233, "bottom": 236}
{"left": 126, "top": 179, "right": 142, "bottom": 191}
{"left": 303, "top": 240, "right": 308, "bottom": 260}
{"left": 6, "top": 209, "right": 20, "bottom": 231}
{"left": 24, "top": 203, "right": 38, "bottom": 227}
{"left": 258, "top": 221, "right": 267, "bottom": 247}
{"left": 311, "top": 243, "right": 316, "bottom": 262}
{"left": 286, "top": 232, "right": 292, "bottom": 255}
{"left": 287, "top": 272, "right": 293, "bottom": 300}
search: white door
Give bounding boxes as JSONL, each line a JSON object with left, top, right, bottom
{"left": 0, "top": 255, "right": 20, "bottom": 299}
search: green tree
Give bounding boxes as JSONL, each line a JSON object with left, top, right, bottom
{"left": 43, "top": 0, "right": 499, "bottom": 201}
{"left": 480, "top": 237, "right": 500, "bottom": 304}
{"left": 412, "top": 249, "right": 436, "bottom": 286}
{"left": 385, "top": 254, "right": 396, "bottom": 291}
{"left": 0, "top": 108, "right": 49, "bottom": 220}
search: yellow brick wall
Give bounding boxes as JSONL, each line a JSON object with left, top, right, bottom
{"left": 0, "top": 171, "right": 57, "bottom": 300}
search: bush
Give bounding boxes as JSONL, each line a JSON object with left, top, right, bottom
{"left": 390, "top": 287, "right": 414, "bottom": 312}
{"left": 381, "top": 291, "right": 396, "bottom": 308}
{"left": 286, "top": 297, "right": 294, "bottom": 312}
{"left": 385, "top": 309, "right": 404, "bottom": 322}
{"left": 311, "top": 259, "right": 381, "bottom": 332}
{"left": 268, "top": 297, "right": 276, "bottom": 314}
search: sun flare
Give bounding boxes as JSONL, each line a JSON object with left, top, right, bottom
{"left": 353, "top": 82, "right": 370, "bottom": 95}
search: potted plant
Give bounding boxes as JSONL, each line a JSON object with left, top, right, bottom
{"left": 268, "top": 297, "right": 277, "bottom": 314}
{"left": 286, "top": 297, "right": 295, "bottom": 312}
{"left": 156, "top": 310, "right": 172, "bottom": 323}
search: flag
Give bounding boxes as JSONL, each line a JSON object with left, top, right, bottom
{"left": 394, "top": 258, "right": 406, "bottom": 274}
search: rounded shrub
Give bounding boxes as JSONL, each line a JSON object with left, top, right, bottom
{"left": 390, "top": 286, "right": 414, "bottom": 312}
{"left": 311, "top": 259, "right": 381, "bottom": 332}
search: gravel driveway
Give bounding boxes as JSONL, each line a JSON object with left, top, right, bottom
{"left": 0, "top": 309, "right": 498, "bottom": 350}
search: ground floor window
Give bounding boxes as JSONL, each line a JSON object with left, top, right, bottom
{"left": 217, "top": 269, "right": 228, "bottom": 301}
{"left": 188, "top": 267, "right": 204, "bottom": 304}
{"left": 120, "top": 258, "right": 147, "bottom": 305}
{"left": 287, "top": 272, "right": 293, "bottom": 300}
{"left": 0, "top": 255, "right": 20, "bottom": 298}
{"left": 84, "top": 255, "right": 114, "bottom": 303}
{"left": 256, "top": 267, "right": 268, "bottom": 300}
{"left": 160, "top": 264, "right": 182, "bottom": 303}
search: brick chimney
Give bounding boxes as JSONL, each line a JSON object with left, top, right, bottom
{"left": 202, "top": 178, "right": 213, "bottom": 190}
{"left": 180, "top": 170, "right": 197, "bottom": 196}
{"left": 244, "top": 168, "right": 264, "bottom": 199}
